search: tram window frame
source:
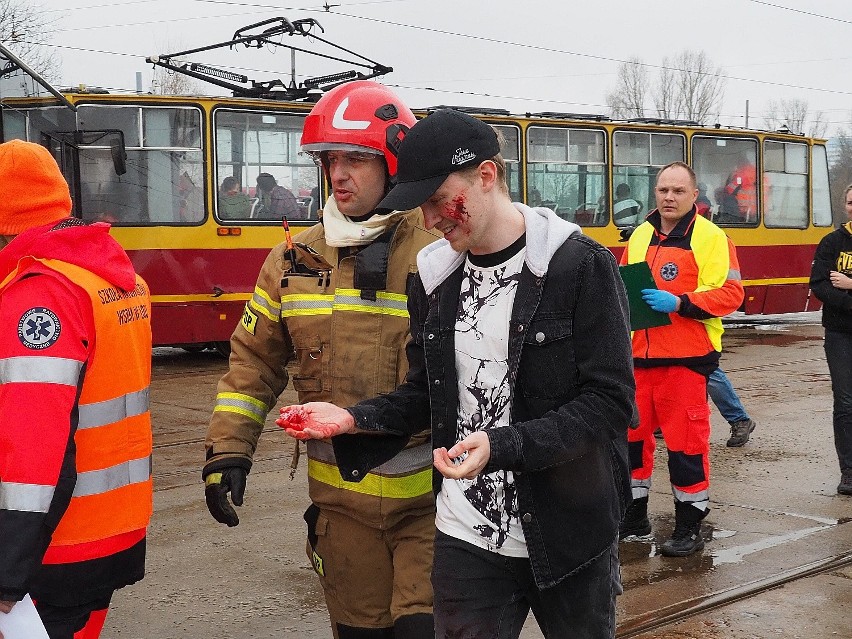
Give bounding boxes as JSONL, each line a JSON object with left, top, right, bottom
{"left": 74, "top": 104, "right": 205, "bottom": 227}
{"left": 612, "top": 130, "right": 686, "bottom": 226}
{"left": 526, "top": 125, "right": 608, "bottom": 226}
{"left": 490, "top": 123, "right": 522, "bottom": 203}
{"left": 763, "top": 139, "right": 808, "bottom": 230}
{"left": 812, "top": 144, "right": 832, "bottom": 227}
{"left": 692, "top": 135, "right": 759, "bottom": 227}
{"left": 213, "top": 108, "right": 319, "bottom": 225}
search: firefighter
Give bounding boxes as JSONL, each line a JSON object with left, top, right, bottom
{"left": 203, "top": 81, "right": 438, "bottom": 638}
{"left": 0, "top": 140, "right": 153, "bottom": 638}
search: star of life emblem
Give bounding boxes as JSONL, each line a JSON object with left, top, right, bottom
{"left": 660, "top": 262, "right": 679, "bottom": 281}
{"left": 18, "top": 307, "right": 61, "bottom": 349}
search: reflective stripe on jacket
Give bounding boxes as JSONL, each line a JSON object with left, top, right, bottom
{"left": 207, "top": 210, "right": 439, "bottom": 528}
{"left": 1, "top": 259, "right": 153, "bottom": 551}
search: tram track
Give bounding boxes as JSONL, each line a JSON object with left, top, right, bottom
{"left": 615, "top": 550, "right": 852, "bottom": 637}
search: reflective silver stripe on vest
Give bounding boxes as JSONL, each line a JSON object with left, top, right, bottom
{"left": 78, "top": 388, "right": 150, "bottom": 430}
{"left": 0, "top": 481, "right": 55, "bottom": 513}
{"left": 0, "top": 356, "right": 83, "bottom": 385}
{"left": 728, "top": 268, "right": 742, "bottom": 280}
{"left": 306, "top": 440, "right": 432, "bottom": 476}
{"left": 72, "top": 455, "right": 152, "bottom": 498}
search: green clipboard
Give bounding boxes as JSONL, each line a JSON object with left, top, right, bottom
{"left": 618, "top": 262, "right": 672, "bottom": 331}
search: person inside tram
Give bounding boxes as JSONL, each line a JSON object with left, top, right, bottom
{"left": 251, "top": 172, "right": 304, "bottom": 220}
{"left": 718, "top": 157, "right": 756, "bottom": 224}
{"left": 217, "top": 176, "right": 252, "bottom": 220}
{"left": 612, "top": 182, "right": 643, "bottom": 226}
{"left": 696, "top": 182, "right": 713, "bottom": 219}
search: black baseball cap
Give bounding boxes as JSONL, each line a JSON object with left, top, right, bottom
{"left": 377, "top": 109, "right": 500, "bottom": 212}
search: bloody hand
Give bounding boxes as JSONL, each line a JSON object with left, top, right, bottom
{"left": 276, "top": 402, "right": 356, "bottom": 439}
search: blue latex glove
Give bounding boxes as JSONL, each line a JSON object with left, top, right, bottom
{"left": 641, "top": 289, "right": 680, "bottom": 313}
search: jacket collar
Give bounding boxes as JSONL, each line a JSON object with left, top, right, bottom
{"left": 416, "top": 203, "right": 581, "bottom": 295}
{"left": 646, "top": 206, "right": 698, "bottom": 238}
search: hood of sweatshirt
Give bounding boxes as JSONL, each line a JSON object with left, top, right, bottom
{"left": 0, "top": 219, "right": 137, "bottom": 291}
{"left": 416, "top": 203, "right": 581, "bottom": 295}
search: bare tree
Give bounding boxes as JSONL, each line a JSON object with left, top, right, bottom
{"left": 150, "top": 65, "right": 199, "bottom": 96}
{"left": 654, "top": 59, "right": 677, "bottom": 120}
{"left": 606, "top": 50, "right": 725, "bottom": 124}
{"left": 149, "top": 39, "right": 200, "bottom": 96}
{"left": 667, "top": 50, "right": 725, "bottom": 123}
{"left": 763, "top": 98, "right": 828, "bottom": 138}
{"left": 829, "top": 117, "right": 852, "bottom": 224}
{"left": 606, "top": 57, "right": 647, "bottom": 119}
{"left": 0, "top": 0, "right": 60, "bottom": 82}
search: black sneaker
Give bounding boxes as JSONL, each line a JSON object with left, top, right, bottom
{"left": 619, "top": 497, "right": 652, "bottom": 540}
{"left": 838, "top": 472, "right": 852, "bottom": 496}
{"left": 726, "top": 419, "right": 756, "bottom": 447}
{"left": 660, "top": 522, "right": 704, "bottom": 557}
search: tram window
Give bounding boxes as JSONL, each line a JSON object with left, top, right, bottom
{"left": 692, "top": 136, "right": 758, "bottom": 226}
{"left": 493, "top": 124, "right": 521, "bottom": 202}
{"left": 143, "top": 108, "right": 201, "bottom": 148}
{"left": 9, "top": 106, "right": 76, "bottom": 143}
{"left": 214, "top": 109, "right": 319, "bottom": 223}
{"left": 612, "top": 132, "right": 685, "bottom": 225}
{"left": 763, "top": 140, "right": 808, "bottom": 229}
{"left": 76, "top": 105, "right": 205, "bottom": 226}
{"left": 2, "top": 109, "right": 27, "bottom": 141}
{"left": 812, "top": 145, "right": 832, "bottom": 227}
{"left": 527, "top": 126, "right": 607, "bottom": 226}
{"left": 78, "top": 106, "right": 140, "bottom": 147}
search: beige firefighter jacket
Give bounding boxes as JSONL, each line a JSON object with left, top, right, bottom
{"left": 205, "top": 209, "right": 439, "bottom": 528}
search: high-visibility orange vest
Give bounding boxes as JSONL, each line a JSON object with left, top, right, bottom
{"left": 3, "top": 258, "right": 154, "bottom": 556}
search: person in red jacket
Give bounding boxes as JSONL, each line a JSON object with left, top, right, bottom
{"left": 0, "top": 140, "right": 153, "bottom": 639}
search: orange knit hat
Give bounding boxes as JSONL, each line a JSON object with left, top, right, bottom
{"left": 0, "top": 139, "right": 72, "bottom": 235}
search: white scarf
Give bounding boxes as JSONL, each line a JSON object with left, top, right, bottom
{"left": 321, "top": 195, "right": 402, "bottom": 247}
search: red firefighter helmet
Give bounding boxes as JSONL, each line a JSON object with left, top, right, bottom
{"left": 300, "top": 80, "right": 416, "bottom": 179}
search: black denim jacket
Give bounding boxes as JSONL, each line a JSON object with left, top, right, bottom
{"left": 340, "top": 233, "right": 634, "bottom": 589}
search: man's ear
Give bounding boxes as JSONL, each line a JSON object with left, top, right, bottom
{"left": 479, "top": 160, "right": 499, "bottom": 193}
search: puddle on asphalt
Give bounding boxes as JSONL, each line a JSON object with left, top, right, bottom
{"left": 620, "top": 510, "right": 847, "bottom": 586}
{"left": 710, "top": 524, "right": 833, "bottom": 564}
{"left": 728, "top": 332, "right": 823, "bottom": 347}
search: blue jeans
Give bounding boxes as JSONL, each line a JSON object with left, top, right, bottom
{"left": 825, "top": 330, "right": 852, "bottom": 473}
{"left": 708, "top": 367, "right": 750, "bottom": 424}
{"left": 432, "top": 531, "right": 621, "bottom": 639}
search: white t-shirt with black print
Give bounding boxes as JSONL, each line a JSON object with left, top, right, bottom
{"left": 435, "top": 236, "right": 528, "bottom": 557}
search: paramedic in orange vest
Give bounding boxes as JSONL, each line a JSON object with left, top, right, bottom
{"left": 620, "top": 162, "right": 743, "bottom": 557}
{"left": 0, "top": 140, "right": 153, "bottom": 639}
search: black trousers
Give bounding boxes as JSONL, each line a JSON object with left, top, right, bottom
{"left": 432, "top": 531, "right": 621, "bottom": 639}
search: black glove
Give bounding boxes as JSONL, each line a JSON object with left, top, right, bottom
{"left": 204, "top": 466, "right": 248, "bottom": 527}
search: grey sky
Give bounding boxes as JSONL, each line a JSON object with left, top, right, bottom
{"left": 32, "top": 0, "right": 852, "bottom": 134}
